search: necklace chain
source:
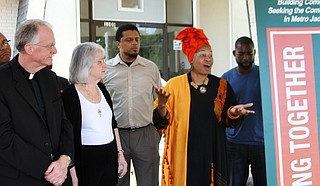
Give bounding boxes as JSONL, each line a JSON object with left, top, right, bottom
{"left": 81, "top": 84, "right": 102, "bottom": 117}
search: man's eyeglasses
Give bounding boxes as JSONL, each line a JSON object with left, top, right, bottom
{"left": 0, "top": 40, "right": 10, "bottom": 48}
{"left": 31, "top": 43, "right": 56, "bottom": 50}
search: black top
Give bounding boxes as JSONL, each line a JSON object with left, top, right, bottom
{"left": 186, "top": 73, "right": 241, "bottom": 186}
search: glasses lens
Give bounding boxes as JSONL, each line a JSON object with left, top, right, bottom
{"left": 1, "top": 40, "right": 10, "bottom": 48}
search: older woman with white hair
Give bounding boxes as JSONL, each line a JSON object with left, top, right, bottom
{"left": 62, "top": 42, "right": 127, "bottom": 186}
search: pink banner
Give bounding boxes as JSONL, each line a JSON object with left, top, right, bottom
{"left": 267, "top": 28, "right": 320, "bottom": 186}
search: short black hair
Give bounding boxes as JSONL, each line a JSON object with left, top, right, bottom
{"left": 116, "top": 24, "right": 140, "bottom": 42}
{"left": 235, "top": 36, "right": 254, "bottom": 48}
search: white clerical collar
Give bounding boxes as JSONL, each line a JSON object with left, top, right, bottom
{"left": 29, "top": 73, "right": 35, "bottom": 80}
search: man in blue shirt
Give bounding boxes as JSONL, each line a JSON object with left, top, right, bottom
{"left": 222, "top": 36, "right": 266, "bottom": 186}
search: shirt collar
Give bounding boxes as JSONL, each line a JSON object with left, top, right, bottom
{"left": 111, "top": 53, "right": 147, "bottom": 67}
{"left": 18, "top": 62, "right": 36, "bottom": 80}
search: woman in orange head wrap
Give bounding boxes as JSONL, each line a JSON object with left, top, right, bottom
{"left": 153, "top": 27, "right": 255, "bottom": 186}
{"left": 175, "top": 27, "right": 211, "bottom": 64}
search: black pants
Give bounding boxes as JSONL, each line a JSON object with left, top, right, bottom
{"left": 78, "top": 139, "right": 118, "bottom": 186}
{"left": 227, "top": 141, "right": 266, "bottom": 186}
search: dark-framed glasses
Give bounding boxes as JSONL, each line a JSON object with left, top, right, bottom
{"left": 0, "top": 39, "right": 10, "bottom": 48}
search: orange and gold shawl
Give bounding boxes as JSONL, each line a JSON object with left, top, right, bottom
{"left": 154, "top": 74, "right": 228, "bottom": 186}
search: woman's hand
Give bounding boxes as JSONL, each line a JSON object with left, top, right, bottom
{"left": 230, "top": 103, "right": 255, "bottom": 116}
{"left": 117, "top": 151, "right": 128, "bottom": 179}
{"left": 153, "top": 82, "right": 170, "bottom": 117}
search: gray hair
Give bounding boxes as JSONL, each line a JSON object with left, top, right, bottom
{"left": 15, "top": 19, "right": 52, "bottom": 53}
{"left": 69, "top": 42, "right": 105, "bottom": 84}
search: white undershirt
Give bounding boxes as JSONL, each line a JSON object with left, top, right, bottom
{"left": 76, "top": 87, "right": 114, "bottom": 145}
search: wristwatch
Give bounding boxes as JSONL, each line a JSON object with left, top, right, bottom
{"left": 67, "top": 155, "right": 74, "bottom": 169}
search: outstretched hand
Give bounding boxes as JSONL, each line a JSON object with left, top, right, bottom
{"left": 153, "top": 82, "right": 170, "bottom": 117}
{"left": 230, "top": 103, "right": 255, "bottom": 116}
{"left": 153, "top": 82, "right": 170, "bottom": 106}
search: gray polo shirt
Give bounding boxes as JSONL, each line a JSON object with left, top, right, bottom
{"left": 103, "top": 54, "right": 161, "bottom": 128}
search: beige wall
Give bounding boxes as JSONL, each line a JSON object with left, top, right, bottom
{"left": 197, "top": 0, "right": 251, "bottom": 76}
{"left": 198, "top": 0, "right": 231, "bottom": 76}
{"left": 230, "top": 0, "right": 251, "bottom": 67}
{"left": 44, "top": 0, "right": 79, "bottom": 79}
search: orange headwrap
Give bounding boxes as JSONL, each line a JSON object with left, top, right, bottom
{"left": 175, "top": 27, "right": 211, "bottom": 64}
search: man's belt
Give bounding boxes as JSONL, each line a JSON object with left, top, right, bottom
{"left": 118, "top": 123, "right": 151, "bottom": 132}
